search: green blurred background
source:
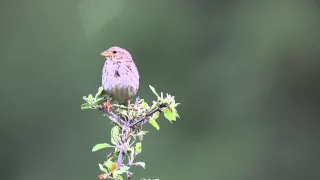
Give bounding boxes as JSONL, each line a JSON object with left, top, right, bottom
{"left": 1, "top": 0, "right": 320, "bottom": 179}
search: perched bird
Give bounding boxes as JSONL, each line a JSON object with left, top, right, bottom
{"left": 101, "top": 46, "right": 140, "bottom": 112}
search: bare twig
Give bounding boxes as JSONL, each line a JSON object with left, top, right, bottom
{"left": 117, "top": 148, "right": 123, "bottom": 170}
{"left": 109, "top": 111, "right": 127, "bottom": 125}
{"left": 95, "top": 104, "right": 127, "bottom": 125}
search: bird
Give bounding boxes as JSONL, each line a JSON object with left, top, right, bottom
{"left": 100, "top": 46, "right": 140, "bottom": 113}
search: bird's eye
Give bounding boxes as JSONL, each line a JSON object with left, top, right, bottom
{"left": 112, "top": 51, "right": 117, "bottom": 54}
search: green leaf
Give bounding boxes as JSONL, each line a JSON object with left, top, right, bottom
{"left": 149, "top": 119, "right": 160, "bottom": 130}
{"left": 172, "top": 107, "right": 180, "bottom": 118}
{"left": 135, "top": 142, "right": 142, "bottom": 155}
{"left": 136, "top": 131, "right": 149, "bottom": 136}
{"left": 95, "top": 86, "right": 104, "bottom": 99}
{"left": 111, "top": 126, "right": 120, "bottom": 145}
{"left": 87, "top": 94, "right": 94, "bottom": 103}
{"left": 172, "top": 103, "right": 180, "bottom": 108}
{"left": 132, "top": 162, "right": 145, "bottom": 169}
{"left": 94, "top": 97, "right": 105, "bottom": 106}
{"left": 141, "top": 102, "right": 148, "bottom": 109}
{"left": 104, "top": 159, "right": 113, "bottom": 168}
{"left": 137, "top": 98, "right": 144, "bottom": 104}
{"left": 116, "top": 175, "right": 123, "bottom": 180}
{"left": 116, "top": 166, "right": 130, "bottom": 175}
{"left": 150, "top": 101, "right": 158, "bottom": 110}
{"left": 113, "top": 171, "right": 118, "bottom": 178}
{"left": 163, "top": 108, "right": 176, "bottom": 122}
{"left": 99, "top": 164, "right": 108, "bottom": 173}
{"left": 149, "top": 111, "right": 160, "bottom": 130}
{"left": 152, "top": 111, "right": 160, "bottom": 120}
{"left": 149, "top": 85, "right": 160, "bottom": 99}
{"left": 81, "top": 103, "right": 91, "bottom": 109}
{"left": 92, "top": 143, "right": 113, "bottom": 152}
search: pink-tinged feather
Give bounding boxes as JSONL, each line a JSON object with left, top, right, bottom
{"left": 101, "top": 46, "right": 140, "bottom": 105}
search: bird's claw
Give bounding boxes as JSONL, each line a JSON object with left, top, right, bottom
{"left": 127, "top": 100, "right": 136, "bottom": 111}
{"left": 103, "top": 99, "right": 113, "bottom": 114}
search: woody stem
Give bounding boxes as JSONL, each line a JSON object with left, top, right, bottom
{"left": 129, "top": 103, "right": 168, "bottom": 127}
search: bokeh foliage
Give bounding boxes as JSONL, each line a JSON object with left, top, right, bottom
{"left": 1, "top": 0, "right": 320, "bottom": 180}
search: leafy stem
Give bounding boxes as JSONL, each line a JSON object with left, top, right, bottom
{"left": 81, "top": 85, "right": 180, "bottom": 180}
{"left": 129, "top": 102, "right": 169, "bottom": 127}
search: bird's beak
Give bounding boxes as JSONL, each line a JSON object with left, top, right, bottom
{"left": 100, "top": 51, "right": 111, "bottom": 57}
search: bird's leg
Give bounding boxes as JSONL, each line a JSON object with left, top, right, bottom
{"left": 127, "top": 99, "right": 132, "bottom": 110}
{"left": 127, "top": 99, "right": 137, "bottom": 112}
{"left": 103, "top": 98, "right": 113, "bottom": 113}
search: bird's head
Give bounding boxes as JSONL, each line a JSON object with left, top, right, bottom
{"left": 100, "top": 46, "right": 132, "bottom": 61}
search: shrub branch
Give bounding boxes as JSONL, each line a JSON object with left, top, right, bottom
{"left": 81, "top": 85, "right": 180, "bottom": 180}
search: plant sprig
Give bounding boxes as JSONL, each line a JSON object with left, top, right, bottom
{"left": 81, "top": 85, "right": 180, "bottom": 180}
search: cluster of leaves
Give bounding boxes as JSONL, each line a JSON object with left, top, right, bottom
{"left": 81, "top": 85, "right": 180, "bottom": 180}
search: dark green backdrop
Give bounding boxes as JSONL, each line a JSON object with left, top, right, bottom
{"left": 1, "top": 0, "right": 320, "bottom": 180}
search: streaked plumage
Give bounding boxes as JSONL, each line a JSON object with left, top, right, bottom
{"left": 101, "top": 46, "right": 139, "bottom": 111}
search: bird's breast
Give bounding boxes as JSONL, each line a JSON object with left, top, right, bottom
{"left": 102, "top": 61, "right": 139, "bottom": 103}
